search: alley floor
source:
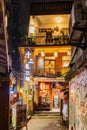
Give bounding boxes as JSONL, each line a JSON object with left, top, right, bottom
{"left": 23, "top": 114, "right": 68, "bottom": 130}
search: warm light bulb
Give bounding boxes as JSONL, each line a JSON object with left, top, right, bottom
{"left": 41, "top": 51, "right": 45, "bottom": 57}
{"left": 54, "top": 52, "right": 58, "bottom": 57}
{"left": 56, "top": 18, "right": 62, "bottom": 23}
{"left": 67, "top": 50, "right": 71, "bottom": 56}
{"left": 20, "top": 89, "right": 23, "bottom": 93}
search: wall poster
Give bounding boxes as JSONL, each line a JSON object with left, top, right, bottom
{"left": 69, "top": 69, "right": 87, "bottom": 130}
{"left": 16, "top": 104, "right": 27, "bottom": 129}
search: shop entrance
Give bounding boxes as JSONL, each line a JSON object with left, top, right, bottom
{"left": 34, "top": 82, "right": 61, "bottom": 113}
{"left": 37, "top": 82, "right": 51, "bottom": 111}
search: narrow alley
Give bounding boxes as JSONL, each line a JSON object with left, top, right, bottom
{"left": 23, "top": 114, "right": 68, "bottom": 130}
{"left": 1, "top": 0, "right": 87, "bottom": 130}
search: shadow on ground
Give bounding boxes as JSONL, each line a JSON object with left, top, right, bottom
{"left": 42, "top": 120, "right": 68, "bottom": 130}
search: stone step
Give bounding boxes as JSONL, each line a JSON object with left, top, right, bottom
{"left": 33, "top": 114, "right": 60, "bottom": 116}
{"left": 32, "top": 113, "right": 62, "bottom": 119}
{"left": 34, "top": 111, "right": 60, "bottom": 115}
{"left": 32, "top": 116, "right": 62, "bottom": 119}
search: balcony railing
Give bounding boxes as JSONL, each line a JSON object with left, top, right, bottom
{"left": 33, "top": 67, "right": 69, "bottom": 78}
{"left": 20, "top": 35, "right": 69, "bottom": 47}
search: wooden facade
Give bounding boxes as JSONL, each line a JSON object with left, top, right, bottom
{"left": 0, "top": 74, "right": 9, "bottom": 130}
{"left": 30, "top": 1, "right": 73, "bottom": 15}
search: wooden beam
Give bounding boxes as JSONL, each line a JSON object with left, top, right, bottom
{"left": 30, "top": 1, "right": 73, "bottom": 15}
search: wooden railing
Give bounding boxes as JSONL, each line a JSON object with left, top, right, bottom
{"left": 20, "top": 35, "right": 69, "bottom": 47}
{"left": 33, "top": 67, "right": 69, "bottom": 78}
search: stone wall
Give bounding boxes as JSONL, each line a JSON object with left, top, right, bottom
{"left": 69, "top": 69, "right": 87, "bottom": 130}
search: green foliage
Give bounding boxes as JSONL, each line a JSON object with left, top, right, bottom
{"left": 21, "top": 35, "right": 28, "bottom": 45}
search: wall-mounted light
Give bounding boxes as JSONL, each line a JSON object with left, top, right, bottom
{"left": 67, "top": 50, "right": 71, "bottom": 56}
{"left": 41, "top": 51, "right": 45, "bottom": 57}
{"left": 54, "top": 52, "right": 58, "bottom": 57}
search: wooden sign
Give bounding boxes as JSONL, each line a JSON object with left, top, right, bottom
{"left": 16, "top": 104, "right": 27, "bottom": 129}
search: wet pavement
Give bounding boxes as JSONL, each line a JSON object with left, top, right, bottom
{"left": 23, "top": 116, "right": 68, "bottom": 130}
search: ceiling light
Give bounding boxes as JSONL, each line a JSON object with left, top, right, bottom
{"left": 56, "top": 18, "right": 62, "bottom": 23}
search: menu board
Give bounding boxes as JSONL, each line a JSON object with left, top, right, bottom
{"left": 16, "top": 104, "right": 27, "bottom": 129}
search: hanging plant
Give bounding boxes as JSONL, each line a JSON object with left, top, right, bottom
{"left": 54, "top": 26, "right": 59, "bottom": 32}
{"left": 20, "top": 35, "right": 28, "bottom": 45}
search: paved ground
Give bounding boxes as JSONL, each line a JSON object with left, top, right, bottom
{"left": 23, "top": 116, "right": 68, "bottom": 130}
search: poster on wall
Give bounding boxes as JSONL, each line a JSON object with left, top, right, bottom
{"left": 69, "top": 70, "right": 87, "bottom": 130}
{"left": 12, "top": 104, "right": 16, "bottom": 129}
{"left": 16, "top": 104, "right": 27, "bottom": 129}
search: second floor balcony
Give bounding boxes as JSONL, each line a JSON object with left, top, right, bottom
{"left": 20, "top": 27, "right": 69, "bottom": 47}
{"left": 20, "top": 35, "right": 69, "bottom": 47}
{"left": 33, "top": 67, "right": 69, "bottom": 78}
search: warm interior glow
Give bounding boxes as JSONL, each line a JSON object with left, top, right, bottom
{"left": 29, "top": 26, "right": 35, "bottom": 34}
{"left": 33, "top": 46, "right": 71, "bottom": 56}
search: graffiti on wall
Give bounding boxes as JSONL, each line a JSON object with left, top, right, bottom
{"left": 69, "top": 69, "right": 87, "bottom": 130}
